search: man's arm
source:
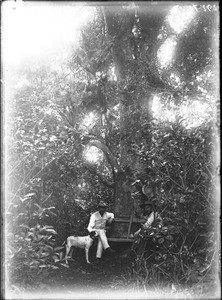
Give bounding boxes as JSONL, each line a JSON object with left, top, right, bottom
{"left": 143, "top": 211, "right": 155, "bottom": 229}
{"left": 106, "top": 212, "right": 114, "bottom": 225}
{"left": 104, "top": 212, "right": 114, "bottom": 235}
{"left": 87, "top": 213, "right": 95, "bottom": 232}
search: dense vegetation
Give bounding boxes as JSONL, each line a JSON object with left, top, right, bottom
{"left": 5, "top": 3, "right": 220, "bottom": 298}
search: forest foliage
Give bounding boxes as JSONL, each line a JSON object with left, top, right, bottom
{"left": 4, "top": 3, "right": 220, "bottom": 296}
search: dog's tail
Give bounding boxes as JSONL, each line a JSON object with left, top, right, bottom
{"left": 62, "top": 235, "right": 71, "bottom": 246}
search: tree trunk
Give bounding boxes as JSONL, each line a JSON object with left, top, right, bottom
{"left": 102, "top": 7, "right": 138, "bottom": 237}
{"left": 113, "top": 171, "right": 134, "bottom": 217}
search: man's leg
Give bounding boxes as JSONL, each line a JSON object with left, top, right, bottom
{"left": 97, "top": 229, "right": 110, "bottom": 250}
{"left": 97, "top": 229, "right": 115, "bottom": 254}
{"left": 96, "top": 237, "right": 103, "bottom": 258}
{"left": 120, "top": 236, "right": 141, "bottom": 258}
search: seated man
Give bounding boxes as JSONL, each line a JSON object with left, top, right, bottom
{"left": 121, "top": 201, "right": 162, "bottom": 258}
{"left": 87, "top": 201, "right": 115, "bottom": 261}
{"left": 134, "top": 200, "right": 162, "bottom": 237}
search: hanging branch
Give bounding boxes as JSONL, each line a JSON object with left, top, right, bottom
{"left": 87, "top": 139, "right": 119, "bottom": 175}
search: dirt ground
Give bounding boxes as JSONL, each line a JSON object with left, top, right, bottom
{"left": 46, "top": 242, "right": 133, "bottom": 294}
{"left": 19, "top": 243, "right": 220, "bottom": 299}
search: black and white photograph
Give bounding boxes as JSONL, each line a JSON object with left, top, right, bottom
{"left": 2, "top": 1, "right": 220, "bottom": 299}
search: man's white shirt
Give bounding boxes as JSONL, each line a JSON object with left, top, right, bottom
{"left": 87, "top": 211, "right": 114, "bottom": 232}
{"left": 143, "top": 211, "right": 161, "bottom": 229}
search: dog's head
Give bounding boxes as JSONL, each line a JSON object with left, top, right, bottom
{"left": 89, "top": 231, "right": 99, "bottom": 240}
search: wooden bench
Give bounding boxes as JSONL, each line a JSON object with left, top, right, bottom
{"left": 107, "top": 216, "right": 144, "bottom": 242}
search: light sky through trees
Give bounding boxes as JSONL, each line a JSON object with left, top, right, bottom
{"left": 2, "top": 2, "right": 219, "bottom": 164}
{"left": 2, "top": 2, "right": 94, "bottom": 65}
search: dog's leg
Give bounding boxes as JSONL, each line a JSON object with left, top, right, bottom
{"left": 65, "top": 243, "right": 71, "bottom": 264}
{"left": 69, "top": 247, "right": 74, "bottom": 259}
{"left": 85, "top": 247, "right": 90, "bottom": 264}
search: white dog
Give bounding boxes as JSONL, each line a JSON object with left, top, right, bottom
{"left": 64, "top": 231, "right": 98, "bottom": 264}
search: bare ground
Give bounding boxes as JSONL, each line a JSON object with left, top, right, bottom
{"left": 17, "top": 243, "right": 220, "bottom": 299}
